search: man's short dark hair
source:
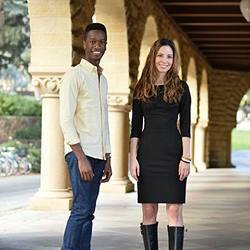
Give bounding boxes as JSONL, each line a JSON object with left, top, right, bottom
{"left": 84, "top": 23, "right": 107, "bottom": 39}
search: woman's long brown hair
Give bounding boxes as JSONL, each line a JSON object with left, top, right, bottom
{"left": 134, "top": 39, "right": 183, "bottom": 104}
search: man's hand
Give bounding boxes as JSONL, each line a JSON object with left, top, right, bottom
{"left": 102, "top": 158, "right": 112, "bottom": 183}
{"left": 70, "top": 143, "right": 94, "bottom": 182}
{"left": 78, "top": 157, "right": 94, "bottom": 182}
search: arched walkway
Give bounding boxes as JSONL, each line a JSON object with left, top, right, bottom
{"left": 26, "top": 0, "right": 250, "bottom": 211}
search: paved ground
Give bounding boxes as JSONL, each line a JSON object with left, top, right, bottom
{"left": 231, "top": 150, "right": 250, "bottom": 169}
{"left": 0, "top": 167, "right": 249, "bottom": 250}
{"left": 0, "top": 174, "right": 39, "bottom": 215}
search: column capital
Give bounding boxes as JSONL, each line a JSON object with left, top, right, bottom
{"left": 32, "top": 73, "right": 63, "bottom": 97}
{"left": 197, "top": 119, "right": 209, "bottom": 128}
{"left": 191, "top": 116, "right": 199, "bottom": 125}
{"left": 109, "top": 104, "right": 131, "bottom": 113}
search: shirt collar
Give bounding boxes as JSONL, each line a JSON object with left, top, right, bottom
{"left": 79, "top": 58, "right": 103, "bottom": 74}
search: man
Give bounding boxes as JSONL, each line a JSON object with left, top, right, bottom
{"left": 60, "top": 23, "right": 112, "bottom": 250}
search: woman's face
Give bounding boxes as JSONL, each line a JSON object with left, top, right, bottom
{"left": 155, "top": 45, "right": 174, "bottom": 75}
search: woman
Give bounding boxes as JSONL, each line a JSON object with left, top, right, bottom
{"left": 130, "top": 38, "right": 191, "bottom": 250}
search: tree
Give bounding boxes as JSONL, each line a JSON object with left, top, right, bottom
{"left": 0, "top": 0, "right": 30, "bottom": 91}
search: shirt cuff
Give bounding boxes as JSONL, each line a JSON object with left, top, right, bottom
{"left": 66, "top": 137, "right": 81, "bottom": 146}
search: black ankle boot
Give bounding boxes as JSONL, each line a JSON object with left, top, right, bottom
{"left": 140, "top": 222, "right": 158, "bottom": 250}
{"left": 167, "top": 226, "right": 184, "bottom": 250}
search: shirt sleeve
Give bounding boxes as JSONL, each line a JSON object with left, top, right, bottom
{"left": 105, "top": 112, "right": 111, "bottom": 154}
{"left": 179, "top": 81, "right": 191, "bottom": 138}
{"left": 104, "top": 82, "right": 111, "bottom": 154}
{"left": 130, "top": 98, "right": 143, "bottom": 138}
{"left": 59, "top": 69, "right": 81, "bottom": 145}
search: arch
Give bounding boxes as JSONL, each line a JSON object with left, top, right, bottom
{"left": 138, "top": 15, "right": 158, "bottom": 79}
{"left": 231, "top": 88, "right": 250, "bottom": 168}
{"left": 230, "top": 87, "right": 250, "bottom": 126}
{"left": 207, "top": 71, "right": 250, "bottom": 169}
{"left": 173, "top": 39, "right": 182, "bottom": 77}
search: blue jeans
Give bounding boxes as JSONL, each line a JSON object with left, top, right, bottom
{"left": 61, "top": 152, "right": 105, "bottom": 250}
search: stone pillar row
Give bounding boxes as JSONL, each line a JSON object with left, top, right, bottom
{"left": 27, "top": 0, "right": 214, "bottom": 211}
{"left": 29, "top": 76, "right": 134, "bottom": 210}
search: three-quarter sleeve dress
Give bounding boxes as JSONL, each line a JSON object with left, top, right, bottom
{"left": 130, "top": 81, "right": 191, "bottom": 203}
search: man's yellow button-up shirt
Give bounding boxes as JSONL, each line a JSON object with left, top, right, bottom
{"left": 59, "top": 59, "right": 111, "bottom": 160}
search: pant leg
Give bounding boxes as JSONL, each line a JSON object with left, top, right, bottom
{"left": 80, "top": 157, "right": 105, "bottom": 250}
{"left": 61, "top": 152, "right": 105, "bottom": 250}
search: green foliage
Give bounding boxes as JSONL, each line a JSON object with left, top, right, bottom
{"left": 1, "top": 139, "right": 28, "bottom": 151}
{"left": 232, "top": 129, "right": 250, "bottom": 151}
{"left": 27, "top": 145, "right": 41, "bottom": 173}
{"left": 14, "top": 125, "right": 41, "bottom": 140}
{"left": 0, "top": 0, "right": 30, "bottom": 70}
{"left": 0, "top": 91, "right": 41, "bottom": 116}
{"left": 0, "top": 0, "right": 31, "bottom": 90}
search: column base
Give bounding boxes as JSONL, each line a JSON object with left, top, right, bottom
{"left": 190, "top": 163, "right": 198, "bottom": 173}
{"left": 100, "top": 178, "right": 134, "bottom": 193}
{"left": 195, "top": 162, "right": 207, "bottom": 171}
{"left": 29, "top": 190, "right": 72, "bottom": 211}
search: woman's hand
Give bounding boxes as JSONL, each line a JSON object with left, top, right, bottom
{"left": 178, "top": 160, "right": 190, "bottom": 181}
{"left": 129, "top": 156, "right": 140, "bottom": 181}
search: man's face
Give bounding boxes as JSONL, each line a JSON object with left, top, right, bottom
{"left": 83, "top": 30, "right": 107, "bottom": 66}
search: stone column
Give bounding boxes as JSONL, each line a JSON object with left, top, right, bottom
{"left": 29, "top": 76, "right": 72, "bottom": 210}
{"left": 225, "top": 127, "right": 234, "bottom": 168}
{"left": 194, "top": 120, "right": 208, "bottom": 171}
{"left": 207, "top": 124, "right": 234, "bottom": 168}
{"left": 101, "top": 100, "right": 133, "bottom": 193}
{"left": 28, "top": 0, "right": 72, "bottom": 209}
{"left": 190, "top": 117, "right": 198, "bottom": 172}
{"left": 95, "top": 0, "right": 134, "bottom": 192}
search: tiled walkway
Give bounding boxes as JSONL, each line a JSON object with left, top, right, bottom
{"left": 0, "top": 168, "right": 249, "bottom": 250}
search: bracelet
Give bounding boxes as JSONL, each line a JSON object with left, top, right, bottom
{"left": 182, "top": 156, "right": 191, "bottom": 161}
{"left": 181, "top": 159, "right": 191, "bottom": 164}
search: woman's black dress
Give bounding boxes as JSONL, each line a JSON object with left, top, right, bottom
{"left": 130, "top": 81, "right": 191, "bottom": 203}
